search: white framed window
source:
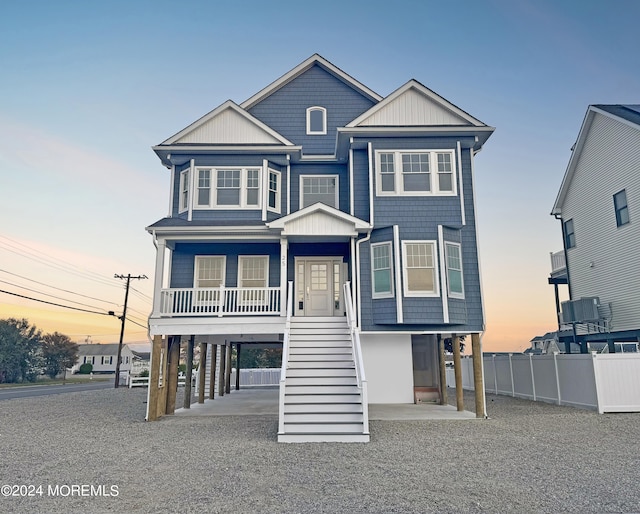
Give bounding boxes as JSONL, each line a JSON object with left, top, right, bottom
{"left": 306, "top": 106, "right": 327, "bottom": 135}
{"left": 300, "top": 175, "right": 339, "bottom": 209}
{"left": 179, "top": 169, "right": 190, "bottom": 212}
{"left": 445, "top": 242, "right": 464, "bottom": 298}
{"left": 375, "top": 150, "right": 456, "bottom": 196}
{"left": 614, "top": 189, "right": 630, "bottom": 227}
{"left": 238, "top": 256, "right": 269, "bottom": 306}
{"left": 192, "top": 167, "right": 261, "bottom": 209}
{"left": 401, "top": 241, "right": 439, "bottom": 297}
{"left": 371, "top": 242, "right": 394, "bottom": 298}
{"left": 194, "top": 256, "right": 226, "bottom": 288}
{"left": 268, "top": 169, "right": 281, "bottom": 213}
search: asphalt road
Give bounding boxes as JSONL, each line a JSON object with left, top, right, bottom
{"left": 0, "top": 380, "right": 113, "bottom": 401}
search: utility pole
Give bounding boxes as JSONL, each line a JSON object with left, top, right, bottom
{"left": 114, "top": 273, "right": 147, "bottom": 388}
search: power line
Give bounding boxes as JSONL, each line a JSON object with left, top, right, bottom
{"left": 0, "top": 289, "right": 117, "bottom": 317}
{"left": 0, "top": 278, "right": 115, "bottom": 313}
{"left": 126, "top": 317, "right": 148, "bottom": 330}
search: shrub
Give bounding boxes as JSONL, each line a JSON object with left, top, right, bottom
{"left": 79, "top": 363, "right": 93, "bottom": 374}
{"left": 139, "top": 369, "right": 149, "bottom": 377}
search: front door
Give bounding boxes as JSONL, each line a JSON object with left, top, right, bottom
{"left": 295, "top": 258, "right": 343, "bottom": 316}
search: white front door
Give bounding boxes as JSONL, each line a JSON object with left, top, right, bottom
{"left": 295, "top": 258, "right": 343, "bottom": 317}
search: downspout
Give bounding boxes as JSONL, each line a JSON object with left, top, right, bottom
{"left": 469, "top": 146, "right": 487, "bottom": 332}
{"left": 355, "top": 231, "right": 372, "bottom": 328}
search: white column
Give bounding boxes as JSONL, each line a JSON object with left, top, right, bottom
{"left": 280, "top": 237, "right": 288, "bottom": 316}
{"left": 152, "top": 239, "right": 166, "bottom": 316}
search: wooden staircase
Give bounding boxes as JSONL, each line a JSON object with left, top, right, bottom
{"left": 278, "top": 317, "right": 370, "bottom": 443}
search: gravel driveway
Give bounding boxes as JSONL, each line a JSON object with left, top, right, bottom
{"left": 0, "top": 387, "right": 638, "bottom": 513}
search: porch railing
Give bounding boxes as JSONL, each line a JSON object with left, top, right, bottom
{"left": 159, "top": 286, "right": 281, "bottom": 316}
{"left": 550, "top": 250, "right": 566, "bottom": 274}
{"left": 343, "top": 281, "right": 369, "bottom": 435}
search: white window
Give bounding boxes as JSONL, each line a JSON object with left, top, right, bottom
{"left": 306, "top": 106, "right": 327, "bottom": 135}
{"left": 192, "top": 167, "right": 261, "bottom": 209}
{"left": 371, "top": 242, "right": 394, "bottom": 298}
{"left": 300, "top": 175, "right": 338, "bottom": 209}
{"left": 238, "top": 256, "right": 269, "bottom": 288}
{"left": 375, "top": 150, "right": 456, "bottom": 196}
{"left": 445, "top": 242, "right": 464, "bottom": 298}
{"left": 179, "top": 169, "right": 190, "bottom": 212}
{"left": 402, "top": 241, "right": 439, "bottom": 297}
{"left": 268, "top": 169, "right": 281, "bottom": 213}
{"left": 195, "top": 256, "right": 226, "bottom": 288}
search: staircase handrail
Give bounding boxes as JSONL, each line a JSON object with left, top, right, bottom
{"left": 343, "top": 282, "right": 369, "bottom": 434}
{"left": 278, "top": 281, "right": 294, "bottom": 434}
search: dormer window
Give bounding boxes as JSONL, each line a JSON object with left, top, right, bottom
{"left": 306, "top": 106, "right": 327, "bottom": 135}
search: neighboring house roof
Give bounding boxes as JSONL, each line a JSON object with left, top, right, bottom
{"left": 77, "top": 344, "right": 126, "bottom": 356}
{"left": 240, "top": 54, "right": 382, "bottom": 110}
{"left": 131, "top": 350, "right": 150, "bottom": 360}
{"left": 552, "top": 104, "right": 640, "bottom": 215}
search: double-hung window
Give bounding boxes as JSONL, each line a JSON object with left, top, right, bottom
{"left": 238, "top": 256, "right": 269, "bottom": 306}
{"left": 371, "top": 242, "right": 394, "bottom": 298}
{"left": 402, "top": 241, "right": 439, "bottom": 296}
{"left": 300, "top": 175, "right": 338, "bottom": 209}
{"left": 376, "top": 150, "right": 456, "bottom": 196}
{"left": 179, "top": 169, "right": 190, "bottom": 212}
{"left": 564, "top": 219, "right": 575, "bottom": 249}
{"left": 193, "top": 167, "right": 261, "bottom": 209}
{"left": 268, "top": 169, "right": 281, "bottom": 213}
{"left": 445, "top": 243, "right": 464, "bottom": 298}
{"left": 614, "top": 189, "right": 630, "bottom": 227}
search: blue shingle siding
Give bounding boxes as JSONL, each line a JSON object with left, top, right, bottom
{"left": 170, "top": 242, "right": 281, "bottom": 288}
{"left": 248, "top": 64, "right": 376, "bottom": 155}
{"left": 352, "top": 149, "right": 370, "bottom": 221}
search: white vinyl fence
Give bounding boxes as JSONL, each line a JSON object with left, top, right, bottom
{"left": 447, "top": 353, "right": 640, "bottom": 413}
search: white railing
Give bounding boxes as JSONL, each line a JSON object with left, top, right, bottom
{"left": 159, "top": 286, "right": 281, "bottom": 316}
{"left": 343, "top": 281, "right": 369, "bottom": 434}
{"left": 550, "top": 250, "right": 566, "bottom": 274}
{"left": 278, "top": 281, "right": 294, "bottom": 435}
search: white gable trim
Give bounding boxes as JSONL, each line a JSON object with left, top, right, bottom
{"left": 552, "top": 106, "right": 640, "bottom": 215}
{"left": 347, "top": 80, "right": 486, "bottom": 128}
{"left": 161, "top": 101, "right": 293, "bottom": 146}
{"left": 240, "top": 54, "right": 382, "bottom": 110}
{"left": 267, "top": 203, "right": 371, "bottom": 237}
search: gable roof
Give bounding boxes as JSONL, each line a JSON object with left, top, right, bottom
{"left": 240, "top": 54, "right": 382, "bottom": 110}
{"left": 159, "top": 100, "right": 293, "bottom": 146}
{"left": 552, "top": 105, "right": 640, "bottom": 215}
{"left": 267, "top": 203, "right": 370, "bottom": 237}
{"left": 346, "top": 80, "right": 487, "bottom": 128}
{"left": 77, "top": 344, "right": 129, "bottom": 356}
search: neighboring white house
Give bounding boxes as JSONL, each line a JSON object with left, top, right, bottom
{"left": 130, "top": 350, "right": 150, "bottom": 375}
{"left": 71, "top": 344, "right": 135, "bottom": 373}
{"left": 550, "top": 105, "right": 640, "bottom": 352}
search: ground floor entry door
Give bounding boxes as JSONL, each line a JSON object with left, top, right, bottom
{"left": 295, "top": 257, "right": 345, "bottom": 317}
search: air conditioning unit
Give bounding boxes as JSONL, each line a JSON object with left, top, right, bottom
{"left": 561, "top": 297, "right": 600, "bottom": 323}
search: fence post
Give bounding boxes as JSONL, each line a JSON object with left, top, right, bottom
{"left": 592, "top": 352, "right": 604, "bottom": 414}
{"left": 492, "top": 354, "right": 497, "bottom": 394}
{"left": 553, "top": 351, "right": 561, "bottom": 405}
{"left": 529, "top": 353, "right": 536, "bottom": 401}
{"left": 509, "top": 353, "right": 515, "bottom": 397}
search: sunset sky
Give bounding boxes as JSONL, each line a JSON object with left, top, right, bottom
{"left": 1, "top": 0, "right": 639, "bottom": 352}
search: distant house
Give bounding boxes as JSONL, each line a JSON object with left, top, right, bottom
{"left": 527, "top": 331, "right": 580, "bottom": 354}
{"left": 131, "top": 350, "right": 150, "bottom": 375}
{"left": 72, "top": 344, "right": 134, "bottom": 373}
{"left": 550, "top": 105, "right": 640, "bottom": 352}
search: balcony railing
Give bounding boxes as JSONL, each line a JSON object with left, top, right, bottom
{"left": 159, "top": 286, "right": 281, "bottom": 317}
{"left": 550, "top": 250, "right": 566, "bottom": 274}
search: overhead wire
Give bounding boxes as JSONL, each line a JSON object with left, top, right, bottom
{"left": 0, "top": 289, "right": 117, "bottom": 316}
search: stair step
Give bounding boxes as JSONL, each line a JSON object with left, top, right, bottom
{"left": 284, "top": 394, "right": 362, "bottom": 404}
{"left": 285, "top": 385, "right": 359, "bottom": 395}
{"left": 286, "top": 376, "right": 357, "bottom": 387}
{"left": 282, "top": 423, "right": 364, "bottom": 434}
{"left": 284, "top": 402, "right": 362, "bottom": 414}
{"left": 290, "top": 328, "right": 350, "bottom": 335}
{"left": 278, "top": 433, "right": 370, "bottom": 443}
{"left": 287, "top": 360, "right": 355, "bottom": 369}
{"left": 289, "top": 347, "right": 352, "bottom": 355}
{"left": 284, "top": 412, "right": 363, "bottom": 423}
{"left": 286, "top": 368, "right": 356, "bottom": 378}
{"left": 288, "top": 353, "right": 353, "bottom": 362}
{"left": 289, "top": 340, "right": 352, "bottom": 349}
{"left": 289, "top": 335, "right": 350, "bottom": 343}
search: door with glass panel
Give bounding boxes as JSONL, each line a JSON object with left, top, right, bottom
{"left": 295, "top": 258, "right": 344, "bottom": 317}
